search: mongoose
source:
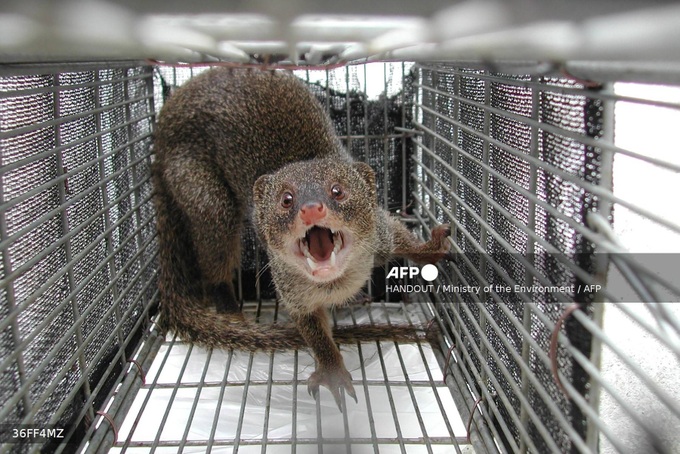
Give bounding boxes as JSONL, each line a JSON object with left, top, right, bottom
{"left": 152, "top": 67, "right": 451, "bottom": 409}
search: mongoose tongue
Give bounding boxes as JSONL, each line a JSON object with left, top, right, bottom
{"left": 307, "top": 226, "right": 334, "bottom": 261}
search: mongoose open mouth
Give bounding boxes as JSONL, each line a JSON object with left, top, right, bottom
{"left": 296, "top": 225, "right": 350, "bottom": 281}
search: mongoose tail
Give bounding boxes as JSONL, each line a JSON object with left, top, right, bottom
{"left": 163, "top": 305, "right": 434, "bottom": 351}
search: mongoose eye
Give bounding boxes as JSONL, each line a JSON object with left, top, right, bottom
{"left": 331, "top": 184, "right": 346, "bottom": 201}
{"left": 281, "top": 191, "right": 294, "bottom": 208}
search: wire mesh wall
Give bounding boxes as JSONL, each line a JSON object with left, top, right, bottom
{"left": 0, "top": 63, "right": 158, "bottom": 452}
{"left": 412, "top": 62, "right": 680, "bottom": 454}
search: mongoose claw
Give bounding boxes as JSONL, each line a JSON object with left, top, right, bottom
{"left": 434, "top": 223, "right": 452, "bottom": 238}
{"left": 307, "top": 366, "right": 357, "bottom": 411}
{"left": 307, "top": 382, "right": 319, "bottom": 400}
{"left": 431, "top": 223, "right": 452, "bottom": 242}
{"left": 443, "top": 251, "right": 456, "bottom": 261}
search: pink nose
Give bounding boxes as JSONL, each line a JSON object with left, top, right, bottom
{"left": 299, "top": 202, "right": 327, "bottom": 224}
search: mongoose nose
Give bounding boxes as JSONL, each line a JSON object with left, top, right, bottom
{"left": 299, "top": 201, "right": 327, "bottom": 224}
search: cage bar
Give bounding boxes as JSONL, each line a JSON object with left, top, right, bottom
{"left": 1, "top": 5, "right": 680, "bottom": 452}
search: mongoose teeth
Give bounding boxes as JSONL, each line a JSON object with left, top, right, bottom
{"left": 333, "top": 231, "right": 343, "bottom": 251}
{"left": 296, "top": 228, "right": 349, "bottom": 280}
{"left": 300, "top": 228, "right": 344, "bottom": 258}
{"left": 307, "top": 257, "right": 317, "bottom": 271}
{"left": 300, "top": 239, "right": 312, "bottom": 259}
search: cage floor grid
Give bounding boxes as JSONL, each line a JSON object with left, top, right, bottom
{"left": 106, "top": 301, "right": 470, "bottom": 453}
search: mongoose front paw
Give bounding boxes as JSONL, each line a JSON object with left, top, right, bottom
{"left": 415, "top": 223, "right": 453, "bottom": 264}
{"left": 307, "top": 365, "right": 357, "bottom": 411}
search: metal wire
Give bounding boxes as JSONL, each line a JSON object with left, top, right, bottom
{"left": 6, "top": 2, "right": 680, "bottom": 75}
{"left": 0, "top": 64, "right": 157, "bottom": 452}
{"left": 413, "top": 62, "right": 680, "bottom": 454}
{"left": 2, "top": 60, "right": 680, "bottom": 454}
{"left": 109, "top": 302, "right": 463, "bottom": 452}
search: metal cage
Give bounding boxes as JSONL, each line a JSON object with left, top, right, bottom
{"left": 2, "top": 2, "right": 680, "bottom": 454}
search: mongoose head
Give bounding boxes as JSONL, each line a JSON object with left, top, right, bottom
{"left": 253, "top": 159, "right": 378, "bottom": 284}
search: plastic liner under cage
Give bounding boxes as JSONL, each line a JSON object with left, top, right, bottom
{"left": 0, "top": 61, "right": 679, "bottom": 454}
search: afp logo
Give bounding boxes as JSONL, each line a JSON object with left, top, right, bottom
{"left": 386, "top": 264, "right": 439, "bottom": 282}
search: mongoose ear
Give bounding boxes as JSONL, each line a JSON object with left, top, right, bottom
{"left": 253, "top": 174, "right": 271, "bottom": 204}
{"left": 352, "top": 162, "right": 375, "bottom": 189}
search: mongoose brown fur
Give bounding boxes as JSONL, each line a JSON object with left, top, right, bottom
{"left": 152, "top": 67, "right": 451, "bottom": 408}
